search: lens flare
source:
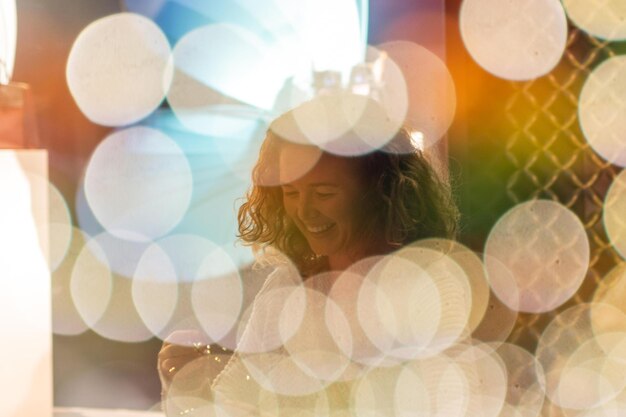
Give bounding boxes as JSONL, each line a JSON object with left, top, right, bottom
{"left": 169, "top": 23, "right": 289, "bottom": 112}
{"left": 459, "top": 0, "right": 567, "bottom": 81}
{"left": 84, "top": 126, "right": 192, "bottom": 242}
{"left": 579, "top": 56, "right": 626, "bottom": 168}
{"left": 274, "top": 0, "right": 363, "bottom": 78}
{"left": 66, "top": 12, "right": 172, "bottom": 126}
{"left": 485, "top": 199, "right": 590, "bottom": 313}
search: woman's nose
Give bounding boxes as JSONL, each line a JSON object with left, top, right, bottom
{"left": 297, "top": 195, "right": 318, "bottom": 220}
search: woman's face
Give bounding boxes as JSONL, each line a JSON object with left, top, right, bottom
{"left": 279, "top": 144, "right": 367, "bottom": 262}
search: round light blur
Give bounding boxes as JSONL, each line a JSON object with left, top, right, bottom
{"left": 397, "top": 246, "right": 473, "bottom": 355}
{"left": 560, "top": 332, "right": 626, "bottom": 409}
{"left": 47, "top": 180, "right": 73, "bottom": 271}
{"left": 71, "top": 233, "right": 154, "bottom": 342}
{"left": 131, "top": 241, "right": 178, "bottom": 338}
{"left": 280, "top": 286, "right": 352, "bottom": 383}
{"left": 70, "top": 235, "right": 113, "bottom": 332}
{"left": 236, "top": 277, "right": 303, "bottom": 354}
{"left": 536, "top": 303, "right": 626, "bottom": 409}
{"left": 133, "top": 234, "right": 243, "bottom": 343}
{"left": 406, "top": 355, "right": 470, "bottom": 417}
{"left": 492, "top": 342, "right": 546, "bottom": 417}
{"left": 352, "top": 365, "right": 431, "bottom": 417}
{"left": 240, "top": 350, "right": 328, "bottom": 396}
{"left": 563, "top": 0, "right": 626, "bottom": 41}
{"left": 84, "top": 127, "right": 192, "bottom": 242}
{"left": 593, "top": 262, "right": 626, "bottom": 317}
{"left": 412, "top": 239, "right": 490, "bottom": 335}
{"left": 452, "top": 342, "right": 508, "bottom": 417}
{"left": 191, "top": 244, "right": 243, "bottom": 343}
{"left": 52, "top": 227, "right": 90, "bottom": 336}
{"left": 271, "top": 92, "right": 404, "bottom": 156}
{"left": 579, "top": 56, "right": 626, "bottom": 168}
{"left": 328, "top": 265, "right": 398, "bottom": 370}
{"left": 66, "top": 12, "right": 172, "bottom": 126}
{"left": 603, "top": 170, "right": 626, "bottom": 259}
{"left": 459, "top": 0, "right": 567, "bottom": 81}
{"left": 359, "top": 253, "right": 442, "bottom": 360}
{"left": 484, "top": 199, "right": 590, "bottom": 313}
{"left": 378, "top": 41, "right": 456, "bottom": 148}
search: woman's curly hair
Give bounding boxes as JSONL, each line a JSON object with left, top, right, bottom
{"left": 238, "top": 127, "right": 459, "bottom": 276}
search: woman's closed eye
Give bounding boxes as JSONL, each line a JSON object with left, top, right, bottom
{"left": 315, "top": 191, "right": 335, "bottom": 199}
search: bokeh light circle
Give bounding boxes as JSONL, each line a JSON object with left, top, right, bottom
{"left": 359, "top": 253, "right": 442, "bottom": 360}
{"left": 603, "top": 170, "right": 626, "bottom": 260}
{"left": 52, "top": 227, "right": 90, "bottom": 336}
{"left": 485, "top": 199, "right": 590, "bottom": 313}
{"left": 536, "top": 303, "right": 626, "bottom": 410}
{"left": 396, "top": 246, "right": 473, "bottom": 355}
{"left": 70, "top": 235, "right": 113, "bottom": 332}
{"left": 579, "top": 56, "right": 626, "bottom": 168}
{"left": 563, "top": 0, "right": 626, "bottom": 41}
{"left": 47, "top": 180, "right": 73, "bottom": 271}
{"left": 451, "top": 342, "right": 508, "bottom": 417}
{"left": 131, "top": 241, "right": 178, "bottom": 338}
{"left": 491, "top": 342, "right": 546, "bottom": 417}
{"left": 66, "top": 12, "right": 172, "bottom": 126}
{"left": 411, "top": 239, "right": 490, "bottom": 335}
{"left": 459, "top": 0, "right": 567, "bottom": 81}
{"left": 71, "top": 232, "right": 154, "bottom": 342}
{"left": 280, "top": 286, "right": 352, "bottom": 383}
{"left": 191, "top": 243, "right": 243, "bottom": 344}
{"left": 84, "top": 126, "right": 192, "bottom": 242}
{"left": 271, "top": 92, "right": 404, "bottom": 156}
{"left": 378, "top": 40, "right": 456, "bottom": 148}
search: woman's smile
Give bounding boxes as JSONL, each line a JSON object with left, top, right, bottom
{"left": 303, "top": 222, "right": 335, "bottom": 234}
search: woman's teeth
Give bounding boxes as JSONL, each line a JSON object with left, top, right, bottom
{"left": 306, "top": 223, "right": 333, "bottom": 233}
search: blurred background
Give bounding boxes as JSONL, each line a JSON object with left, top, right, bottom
{"left": 3, "top": 0, "right": 625, "bottom": 411}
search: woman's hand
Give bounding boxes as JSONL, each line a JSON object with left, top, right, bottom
{"left": 157, "top": 330, "right": 211, "bottom": 389}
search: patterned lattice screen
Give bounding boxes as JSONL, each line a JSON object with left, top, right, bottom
{"left": 501, "top": 28, "right": 623, "bottom": 349}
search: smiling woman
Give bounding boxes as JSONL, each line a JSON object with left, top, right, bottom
{"left": 238, "top": 113, "right": 459, "bottom": 277}
{"left": 158, "top": 95, "right": 460, "bottom": 415}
